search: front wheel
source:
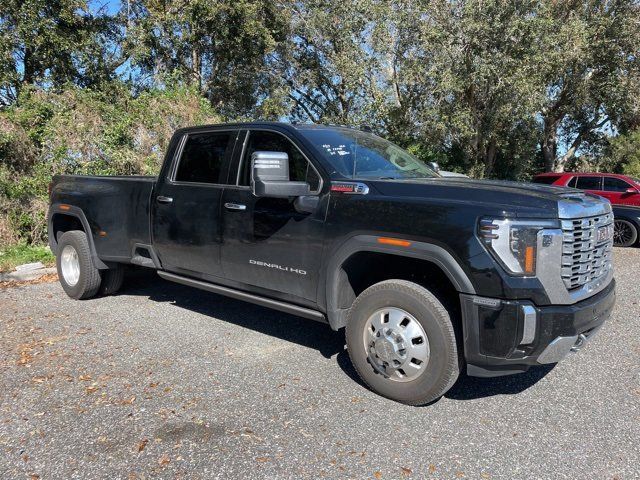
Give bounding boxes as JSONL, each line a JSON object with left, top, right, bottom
{"left": 613, "top": 219, "right": 638, "bottom": 247}
{"left": 345, "top": 280, "right": 460, "bottom": 405}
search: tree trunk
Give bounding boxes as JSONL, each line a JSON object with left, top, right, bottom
{"left": 541, "top": 118, "right": 558, "bottom": 172}
{"left": 483, "top": 140, "right": 497, "bottom": 178}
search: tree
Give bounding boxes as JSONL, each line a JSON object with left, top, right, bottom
{"left": 0, "top": 0, "right": 121, "bottom": 106}
{"left": 124, "top": 0, "right": 289, "bottom": 118}
{"left": 537, "top": 0, "right": 640, "bottom": 172}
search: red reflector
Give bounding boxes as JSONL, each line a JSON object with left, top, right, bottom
{"left": 377, "top": 237, "right": 411, "bottom": 247}
{"left": 330, "top": 183, "right": 356, "bottom": 193}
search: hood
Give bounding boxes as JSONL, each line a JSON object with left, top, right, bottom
{"left": 366, "top": 177, "right": 605, "bottom": 219}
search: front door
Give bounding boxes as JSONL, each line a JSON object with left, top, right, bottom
{"left": 220, "top": 129, "right": 327, "bottom": 303}
{"left": 602, "top": 176, "right": 636, "bottom": 206}
{"left": 152, "top": 129, "right": 239, "bottom": 279}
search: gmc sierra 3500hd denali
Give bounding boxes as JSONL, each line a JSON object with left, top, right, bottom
{"left": 48, "top": 122, "right": 616, "bottom": 405}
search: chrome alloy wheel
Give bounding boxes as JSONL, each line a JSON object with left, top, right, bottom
{"left": 362, "top": 307, "right": 430, "bottom": 382}
{"left": 60, "top": 244, "right": 80, "bottom": 286}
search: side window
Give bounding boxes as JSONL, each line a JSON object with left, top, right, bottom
{"left": 603, "top": 177, "right": 631, "bottom": 192}
{"left": 175, "top": 131, "right": 234, "bottom": 184}
{"left": 240, "top": 130, "right": 321, "bottom": 191}
{"left": 575, "top": 176, "right": 602, "bottom": 190}
{"left": 567, "top": 176, "right": 577, "bottom": 188}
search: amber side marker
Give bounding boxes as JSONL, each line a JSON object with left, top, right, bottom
{"left": 377, "top": 237, "right": 411, "bottom": 247}
{"left": 59, "top": 204, "right": 71, "bottom": 211}
{"left": 524, "top": 246, "right": 535, "bottom": 274}
{"left": 99, "top": 231, "right": 108, "bottom": 237}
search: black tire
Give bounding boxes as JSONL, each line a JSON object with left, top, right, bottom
{"left": 56, "top": 230, "right": 102, "bottom": 300}
{"left": 345, "top": 279, "right": 460, "bottom": 406}
{"left": 613, "top": 219, "right": 638, "bottom": 247}
{"left": 100, "top": 264, "right": 125, "bottom": 295}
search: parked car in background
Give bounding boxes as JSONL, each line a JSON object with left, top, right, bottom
{"left": 533, "top": 172, "right": 640, "bottom": 207}
{"left": 611, "top": 205, "right": 640, "bottom": 247}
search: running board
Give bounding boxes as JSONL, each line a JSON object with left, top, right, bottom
{"left": 157, "top": 270, "right": 327, "bottom": 323}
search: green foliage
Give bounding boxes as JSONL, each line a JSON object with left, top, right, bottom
{"left": 1, "top": 0, "right": 640, "bottom": 246}
{"left": 606, "top": 129, "right": 640, "bottom": 178}
{"left": 0, "top": 243, "right": 54, "bottom": 272}
{"left": 0, "top": 83, "right": 219, "bottom": 245}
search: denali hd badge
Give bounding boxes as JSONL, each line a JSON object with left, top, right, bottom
{"left": 249, "top": 259, "right": 307, "bottom": 275}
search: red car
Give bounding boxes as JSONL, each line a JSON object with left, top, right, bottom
{"left": 533, "top": 172, "right": 640, "bottom": 207}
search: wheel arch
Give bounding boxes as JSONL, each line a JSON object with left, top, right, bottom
{"left": 324, "top": 235, "right": 476, "bottom": 330}
{"left": 48, "top": 204, "right": 108, "bottom": 269}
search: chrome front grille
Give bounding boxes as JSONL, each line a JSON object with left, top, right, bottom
{"left": 561, "top": 213, "right": 614, "bottom": 290}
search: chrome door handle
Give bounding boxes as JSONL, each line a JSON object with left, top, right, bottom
{"left": 224, "top": 202, "right": 247, "bottom": 211}
{"left": 157, "top": 196, "right": 173, "bottom": 204}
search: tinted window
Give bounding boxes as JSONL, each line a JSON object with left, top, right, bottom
{"left": 567, "top": 176, "right": 577, "bottom": 188}
{"left": 575, "top": 176, "right": 602, "bottom": 190}
{"left": 533, "top": 175, "right": 561, "bottom": 185}
{"left": 240, "top": 130, "right": 320, "bottom": 191}
{"left": 175, "top": 132, "right": 234, "bottom": 184}
{"left": 603, "top": 177, "right": 632, "bottom": 192}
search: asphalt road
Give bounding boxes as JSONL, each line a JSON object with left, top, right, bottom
{"left": 1, "top": 249, "right": 639, "bottom": 479}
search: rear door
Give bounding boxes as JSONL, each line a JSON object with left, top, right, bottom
{"left": 152, "top": 128, "right": 240, "bottom": 279}
{"left": 220, "top": 128, "right": 327, "bottom": 303}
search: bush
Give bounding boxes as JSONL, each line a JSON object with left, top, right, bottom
{"left": 0, "top": 84, "right": 220, "bottom": 246}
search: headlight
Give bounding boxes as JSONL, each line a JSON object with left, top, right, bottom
{"left": 478, "top": 218, "right": 557, "bottom": 276}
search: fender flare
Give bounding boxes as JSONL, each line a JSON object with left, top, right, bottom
{"left": 48, "top": 203, "right": 108, "bottom": 269}
{"left": 323, "top": 235, "right": 476, "bottom": 330}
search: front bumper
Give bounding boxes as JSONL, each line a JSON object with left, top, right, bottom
{"left": 461, "top": 279, "right": 616, "bottom": 377}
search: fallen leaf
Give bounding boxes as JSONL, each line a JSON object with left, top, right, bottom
{"left": 374, "top": 472, "right": 382, "bottom": 479}
{"left": 456, "top": 472, "right": 465, "bottom": 478}
{"left": 79, "top": 374, "right": 92, "bottom": 381}
{"left": 429, "top": 464, "right": 436, "bottom": 473}
{"left": 137, "top": 439, "right": 148, "bottom": 452}
{"left": 85, "top": 386, "right": 99, "bottom": 394}
{"left": 401, "top": 467, "right": 412, "bottom": 476}
{"left": 256, "top": 456, "right": 270, "bottom": 462}
{"left": 158, "top": 454, "right": 170, "bottom": 466}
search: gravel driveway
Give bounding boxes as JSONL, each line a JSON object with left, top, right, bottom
{"left": 1, "top": 248, "right": 639, "bottom": 479}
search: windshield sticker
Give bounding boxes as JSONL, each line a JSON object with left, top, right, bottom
{"left": 322, "top": 144, "right": 350, "bottom": 156}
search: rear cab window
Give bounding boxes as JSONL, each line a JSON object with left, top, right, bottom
{"left": 174, "top": 131, "right": 237, "bottom": 184}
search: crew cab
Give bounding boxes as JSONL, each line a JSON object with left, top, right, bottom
{"left": 48, "top": 123, "right": 616, "bottom": 405}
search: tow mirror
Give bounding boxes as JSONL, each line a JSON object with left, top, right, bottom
{"left": 251, "top": 151, "right": 310, "bottom": 198}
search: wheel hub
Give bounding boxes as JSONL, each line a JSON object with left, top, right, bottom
{"left": 60, "top": 244, "right": 80, "bottom": 286}
{"left": 363, "top": 307, "right": 430, "bottom": 382}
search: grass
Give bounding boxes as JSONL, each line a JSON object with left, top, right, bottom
{"left": 0, "top": 243, "right": 55, "bottom": 272}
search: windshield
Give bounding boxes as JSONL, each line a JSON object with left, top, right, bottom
{"left": 298, "top": 127, "right": 439, "bottom": 180}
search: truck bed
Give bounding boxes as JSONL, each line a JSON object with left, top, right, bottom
{"left": 49, "top": 175, "right": 156, "bottom": 263}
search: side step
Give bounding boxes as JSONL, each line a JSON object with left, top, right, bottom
{"left": 157, "top": 270, "right": 327, "bottom": 323}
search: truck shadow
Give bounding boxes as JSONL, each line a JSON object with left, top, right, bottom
{"left": 120, "top": 268, "right": 554, "bottom": 402}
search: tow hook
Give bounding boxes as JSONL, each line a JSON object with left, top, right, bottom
{"left": 570, "top": 334, "right": 588, "bottom": 353}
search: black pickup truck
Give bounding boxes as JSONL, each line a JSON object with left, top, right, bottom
{"left": 48, "top": 122, "right": 616, "bottom": 405}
